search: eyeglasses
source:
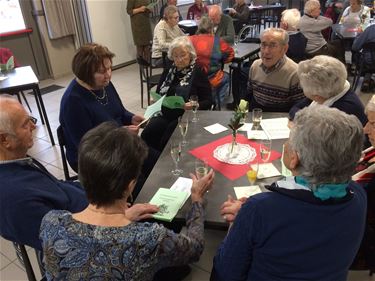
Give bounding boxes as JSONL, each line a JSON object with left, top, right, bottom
{"left": 29, "top": 116, "right": 37, "bottom": 125}
{"left": 260, "top": 42, "right": 280, "bottom": 49}
{"left": 170, "top": 16, "right": 179, "bottom": 20}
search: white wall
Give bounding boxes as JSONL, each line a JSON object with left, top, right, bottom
{"left": 86, "top": 0, "right": 136, "bottom": 66}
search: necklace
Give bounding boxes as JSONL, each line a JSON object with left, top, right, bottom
{"left": 87, "top": 206, "right": 125, "bottom": 215}
{"left": 88, "top": 88, "right": 108, "bottom": 106}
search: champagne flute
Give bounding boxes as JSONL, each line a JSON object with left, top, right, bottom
{"left": 189, "top": 95, "right": 199, "bottom": 122}
{"left": 252, "top": 108, "right": 262, "bottom": 130}
{"left": 246, "top": 162, "right": 259, "bottom": 185}
{"left": 178, "top": 116, "right": 189, "bottom": 146}
{"left": 195, "top": 158, "right": 208, "bottom": 179}
{"left": 170, "top": 141, "right": 183, "bottom": 176}
{"left": 260, "top": 139, "right": 272, "bottom": 163}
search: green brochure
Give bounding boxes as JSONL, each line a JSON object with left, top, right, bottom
{"left": 149, "top": 188, "right": 189, "bottom": 222}
{"left": 162, "top": 96, "right": 185, "bottom": 109}
{"left": 150, "top": 91, "right": 161, "bottom": 101}
{"left": 144, "top": 95, "right": 166, "bottom": 119}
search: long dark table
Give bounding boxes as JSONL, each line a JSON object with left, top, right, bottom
{"left": 136, "top": 111, "right": 287, "bottom": 229}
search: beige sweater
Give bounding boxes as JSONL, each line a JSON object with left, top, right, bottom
{"left": 152, "top": 20, "right": 184, "bottom": 58}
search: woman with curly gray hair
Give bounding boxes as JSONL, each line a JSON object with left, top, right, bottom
{"left": 213, "top": 106, "right": 366, "bottom": 281}
{"left": 289, "top": 55, "right": 367, "bottom": 126}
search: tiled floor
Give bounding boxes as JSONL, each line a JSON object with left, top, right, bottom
{"left": 0, "top": 62, "right": 374, "bottom": 280}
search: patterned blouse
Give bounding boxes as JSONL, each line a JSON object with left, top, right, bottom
{"left": 39, "top": 202, "right": 204, "bottom": 281}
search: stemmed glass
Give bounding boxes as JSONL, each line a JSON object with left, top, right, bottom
{"left": 252, "top": 108, "right": 262, "bottom": 130}
{"left": 170, "top": 141, "right": 183, "bottom": 176}
{"left": 195, "top": 158, "right": 208, "bottom": 179}
{"left": 189, "top": 95, "right": 199, "bottom": 122}
{"left": 259, "top": 139, "right": 272, "bottom": 163}
{"left": 234, "top": 35, "right": 239, "bottom": 53}
{"left": 178, "top": 116, "right": 189, "bottom": 146}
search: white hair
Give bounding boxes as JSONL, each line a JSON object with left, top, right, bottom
{"left": 365, "top": 95, "right": 375, "bottom": 113}
{"left": 167, "top": 36, "right": 197, "bottom": 61}
{"left": 261, "top": 27, "right": 289, "bottom": 45}
{"left": 0, "top": 95, "right": 20, "bottom": 135}
{"left": 291, "top": 106, "right": 363, "bottom": 185}
{"left": 304, "top": 0, "right": 320, "bottom": 15}
{"left": 281, "top": 9, "right": 301, "bottom": 31}
{"left": 297, "top": 55, "right": 347, "bottom": 99}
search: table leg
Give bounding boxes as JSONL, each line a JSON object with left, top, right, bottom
{"left": 32, "top": 90, "right": 45, "bottom": 125}
{"left": 33, "top": 86, "right": 55, "bottom": 145}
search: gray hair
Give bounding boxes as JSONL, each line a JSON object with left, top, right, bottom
{"left": 290, "top": 106, "right": 363, "bottom": 185}
{"left": 281, "top": 9, "right": 301, "bottom": 31}
{"left": 297, "top": 55, "right": 347, "bottom": 99}
{"left": 196, "top": 16, "right": 214, "bottom": 34}
{"left": 167, "top": 36, "right": 197, "bottom": 61}
{"left": 164, "top": 5, "right": 178, "bottom": 19}
{"left": 304, "top": 0, "right": 320, "bottom": 15}
{"left": 365, "top": 95, "right": 375, "bottom": 113}
{"left": 0, "top": 95, "right": 19, "bottom": 135}
{"left": 261, "top": 28, "right": 289, "bottom": 45}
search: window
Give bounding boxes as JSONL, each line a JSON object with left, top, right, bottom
{"left": 0, "top": 0, "right": 26, "bottom": 34}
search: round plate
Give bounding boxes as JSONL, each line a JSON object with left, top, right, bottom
{"left": 213, "top": 143, "right": 257, "bottom": 165}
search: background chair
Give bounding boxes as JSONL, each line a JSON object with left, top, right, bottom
{"left": 351, "top": 42, "right": 375, "bottom": 92}
{"left": 56, "top": 126, "right": 78, "bottom": 181}
{"left": 12, "top": 242, "right": 46, "bottom": 281}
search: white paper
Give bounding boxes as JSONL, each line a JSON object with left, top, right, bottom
{"left": 238, "top": 122, "right": 253, "bottom": 132}
{"left": 170, "top": 177, "right": 192, "bottom": 208}
{"left": 260, "top": 118, "right": 290, "bottom": 140}
{"left": 234, "top": 185, "right": 262, "bottom": 199}
{"left": 204, "top": 123, "right": 228, "bottom": 134}
{"left": 144, "top": 95, "right": 166, "bottom": 120}
{"left": 0, "top": 76, "right": 8, "bottom": 81}
{"left": 254, "top": 163, "right": 281, "bottom": 179}
{"left": 247, "top": 130, "right": 269, "bottom": 140}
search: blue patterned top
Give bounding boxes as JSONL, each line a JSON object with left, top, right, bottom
{"left": 40, "top": 202, "right": 204, "bottom": 281}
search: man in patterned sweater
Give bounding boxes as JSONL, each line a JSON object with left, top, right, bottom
{"left": 247, "top": 28, "right": 304, "bottom": 112}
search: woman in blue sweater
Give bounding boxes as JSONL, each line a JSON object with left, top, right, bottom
{"left": 212, "top": 106, "right": 367, "bottom": 281}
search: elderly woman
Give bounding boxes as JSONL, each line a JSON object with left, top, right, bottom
{"left": 280, "top": 9, "right": 307, "bottom": 63}
{"left": 187, "top": 0, "right": 208, "bottom": 20}
{"left": 190, "top": 16, "right": 234, "bottom": 107}
{"left": 59, "top": 43, "right": 158, "bottom": 197}
{"left": 40, "top": 122, "right": 214, "bottom": 280}
{"left": 298, "top": 0, "right": 345, "bottom": 62}
{"left": 339, "top": 0, "right": 371, "bottom": 29}
{"left": 289, "top": 55, "right": 367, "bottom": 126}
{"left": 212, "top": 106, "right": 366, "bottom": 281}
{"left": 142, "top": 36, "right": 212, "bottom": 151}
{"left": 152, "top": 5, "right": 184, "bottom": 67}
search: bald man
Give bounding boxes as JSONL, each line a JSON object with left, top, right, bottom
{"left": 209, "top": 5, "right": 235, "bottom": 44}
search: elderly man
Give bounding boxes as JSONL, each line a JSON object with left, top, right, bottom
{"left": 213, "top": 106, "right": 366, "bottom": 281}
{"left": 280, "top": 8, "right": 307, "bottom": 63}
{"left": 208, "top": 5, "right": 235, "bottom": 44}
{"left": 228, "top": 0, "right": 250, "bottom": 33}
{"left": 0, "top": 96, "right": 88, "bottom": 250}
{"left": 247, "top": 28, "right": 304, "bottom": 112}
{"left": 298, "top": 0, "right": 345, "bottom": 62}
{"left": 160, "top": 0, "right": 182, "bottom": 21}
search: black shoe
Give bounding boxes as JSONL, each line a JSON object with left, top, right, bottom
{"left": 226, "top": 102, "right": 235, "bottom": 110}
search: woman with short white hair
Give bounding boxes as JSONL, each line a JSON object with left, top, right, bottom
{"left": 289, "top": 55, "right": 367, "bottom": 126}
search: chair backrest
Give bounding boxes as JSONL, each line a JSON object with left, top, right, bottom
{"left": 56, "top": 125, "right": 78, "bottom": 181}
{"left": 362, "top": 42, "right": 375, "bottom": 70}
{"left": 12, "top": 242, "right": 46, "bottom": 281}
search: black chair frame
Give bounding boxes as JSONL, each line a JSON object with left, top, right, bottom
{"left": 352, "top": 42, "right": 375, "bottom": 92}
{"left": 57, "top": 125, "right": 78, "bottom": 181}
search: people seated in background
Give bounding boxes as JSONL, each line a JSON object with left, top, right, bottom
{"left": 247, "top": 28, "right": 304, "bottom": 112}
{"left": 280, "top": 8, "right": 307, "bottom": 63}
{"left": 352, "top": 24, "right": 375, "bottom": 92}
{"left": 289, "top": 55, "right": 367, "bottom": 125}
{"left": 40, "top": 122, "right": 215, "bottom": 280}
{"left": 339, "top": 0, "right": 371, "bottom": 29}
{"left": 189, "top": 16, "right": 234, "bottom": 107}
{"left": 322, "top": 0, "right": 343, "bottom": 39}
{"left": 152, "top": 5, "right": 185, "bottom": 67}
{"left": 59, "top": 43, "right": 158, "bottom": 198}
{"left": 228, "top": 0, "right": 250, "bottom": 34}
{"left": 351, "top": 95, "right": 375, "bottom": 272}
{"left": 0, "top": 96, "right": 88, "bottom": 250}
{"left": 208, "top": 5, "right": 235, "bottom": 44}
{"left": 187, "top": 0, "right": 208, "bottom": 20}
{"left": 298, "top": 0, "right": 345, "bottom": 62}
{"left": 212, "top": 106, "right": 366, "bottom": 281}
{"left": 141, "top": 36, "right": 212, "bottom": 151}
{"left": 160, "top": 0, "right": 182, "bottom": 21}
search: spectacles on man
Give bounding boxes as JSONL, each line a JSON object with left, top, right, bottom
{"left": 29, "top": 116, "right": 38, "bottom": 125}
{"left": 260, "top": 42, "right": 280, "bottom": 49}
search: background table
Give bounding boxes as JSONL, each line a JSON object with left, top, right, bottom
{"left": 0, "top": 66, "right": 55, "bottom": 145}
{"left": 136, "top": 111, "right": 287, "bottom": 229}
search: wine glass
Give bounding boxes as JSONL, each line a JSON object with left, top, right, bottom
{"left": 234, "top": 35, "right": 239, "bottom": 53}
{"left": 170, "top": 141, "right": 183, "bottom": 176}
{"left": 259, "top": 139, "right": 272, "bottom": 163}
{"left": 246, "top": 161, "right": 259, "bottom": 185}
{"left": 195, "top": 158, "right": 208, "bottom": 179}
{"left": 178, "top": 117, "right": 189, "bottom": 146}
{"left": 189, "top": 95, "right": 199, "bottom": 122}
{"left": 252, "top": 108, "right": 262, "bottom": 130}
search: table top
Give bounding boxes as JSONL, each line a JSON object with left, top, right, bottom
{"left": 0, "top": 66, "right": 39, "bottom": 93}
{"left": 332, "top": 24, "right": 362, "bottom": 39}
{"left": 234, "top": 42, "right": 260, "bottom": 62}
{"left": 248, "top": 4, "right": 286, "bottom": 10}
{"left": 135, "top": 111, "right": 288, "bottom": 229}
{"left": 178, "top": 20, "right": 197, "bottom": 27}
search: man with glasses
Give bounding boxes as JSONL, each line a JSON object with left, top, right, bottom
{"left": 247, "top": 28, "right": 304, "bottom": 112}
{"left": 0, "top": 96, "right": 88, "bottom": 250}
